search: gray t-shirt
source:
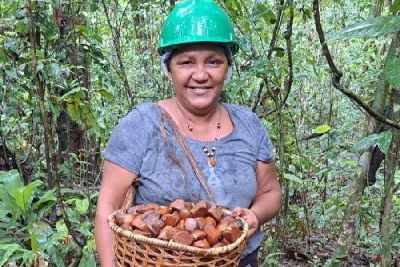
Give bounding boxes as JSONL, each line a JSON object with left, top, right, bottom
{"left": 104, "top": 102, "right": 275, "bottom": 256}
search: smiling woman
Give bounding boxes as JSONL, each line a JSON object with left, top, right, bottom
{"left": 168, "top": 45, "right": 228, "bottom": 115}
{"left": 94, "top": 0, "right": 281, "bottom": 266}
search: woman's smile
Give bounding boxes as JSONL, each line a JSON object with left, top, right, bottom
{"left": 168, "top": 44, "right": 228, "bottom": 113}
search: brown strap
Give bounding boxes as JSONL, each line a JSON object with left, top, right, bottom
{"left": 157, "top": 104, "right": 217, "bottom": 205}
{"left": 122, "top": 185, "right": 135, "bottom": 211}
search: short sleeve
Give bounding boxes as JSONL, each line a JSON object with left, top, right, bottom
{"left": 103, "top": 108, "right": 147, "bottom": 175}
{"left": 254, "top": 115, "right": 275, "bottom": 163}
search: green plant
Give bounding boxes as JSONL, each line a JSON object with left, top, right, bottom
{"left": 0, "top": 169, "right": 56, "bottom": 265}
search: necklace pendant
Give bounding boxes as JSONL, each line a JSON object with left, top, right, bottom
{"left": 208, "top": 157, "right": 216, "bottom": 168}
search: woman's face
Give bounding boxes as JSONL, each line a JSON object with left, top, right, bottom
{"left": 168, "top": 44, "right": 229, "bottom": 113}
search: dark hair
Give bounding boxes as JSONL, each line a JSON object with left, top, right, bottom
{"left": 163, "top": 43, "right": 232, "bottom": 72}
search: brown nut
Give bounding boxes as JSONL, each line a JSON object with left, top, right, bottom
{"left": 221, "top": 215, "right": 235, "bottom": 224}
{"left": 120, "top": 223, "right": 132, "bottom": 231}
{"left": 195, "top": 217, "right": 206, "bottom": 230}
{"left": 131, "top": 214, "right": 149, "bottom": 233}
{"left": 204, "top": 224, "right": 221, "bottom": 246}
{"left": 115, "top": 211, "right": 126, "bottom": 226}
{"left": 176, "top": 219, "right": 185, "bottom": 230}
{"left": 135, "top": 203, "right": 158, "bottom": 214}
{"left": 169, "top": 199, "right": 186, "bottom": 212}
{"left": 222, "top": 224, "right": 242, "bottom": 243}
{"left": 158, "top": 225, "right": 176, "bottom": 241}
{"left": 161, "top": 212, "right": 180, "bottom": 227}
{"left": 208, "top": 207, "right": 223, "bottom": 222}
{"left": 192, "top": 230, "right": 207, "bottom": 241}
{"left": 178, "top": 208, "right": 192, "bottom": 220}
{"left": 185, "top": 201, "right": 194, "bottom": 210}
{"left": 184, "top": 218, "right": 199, "bottom": 232}
{"left": 204, "top": 216, "right": 217, "bottom": 227}
{"left": 173, "top": 230, "right": 193, "bottom": 246}
{"left": 191, "top": 206, "right": 208, "bottom": 218}
{"left": 159, "top": 206, "right": 172, "bottom": 216}
{"left": 195, "top": 200, "right": 211, "bottom": 210}
{"left": 192, "top": 239, "right": 210, "bottom": 249}
{"left": 216, "top": 221, "right": 229, "bottom": 232}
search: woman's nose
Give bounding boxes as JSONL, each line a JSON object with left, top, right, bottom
{"left": 192, "top": 65, "right": 208, "bottom": 81}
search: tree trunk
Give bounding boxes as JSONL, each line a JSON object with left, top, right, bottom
{"left": 380, "top": 32, "right": 400, "bottom": 267}
{"left": 331, "top": 29, "right": 400, "bottom": 267}
{"left": 101, "top": 0, "right": 133, "bottom": 102}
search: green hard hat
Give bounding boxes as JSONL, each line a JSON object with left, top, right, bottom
{"left": 158, "top": 0, "right": 239, "bottom": 56}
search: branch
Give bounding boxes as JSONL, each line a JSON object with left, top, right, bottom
{"left": 252, "top": 0, "right": 286, "bottom": 112}
{"left": 281, "top": 0, "right": 294, "bottom": 108}
{"left": 257, "top": 0, "right": 294, "bottom": 116}
{"left": 267, "top": 0, "right": 286, "bottom": 59}
{"left": 27, "top": 0, "right": 87, "bottom": 250}
{"left": 312, "top": 0, "right": 400, "bottom": 130}
{"left": 101, "top": 0, "right": 133, "bottom": 100}
{"left": 301, "top": 132, "right": 324, "bottom": 141}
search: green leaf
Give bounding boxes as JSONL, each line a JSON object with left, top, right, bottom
{"left": 329, "top": 15, "right": 400, "bottom": 40}
{"left": 14, "top": 180, "right": 42, "bottom": 213}
{"left": 30, "top": 232, "right": 39, "bottom": 252}
{"left": 15, "top": 20, "right": 28, "bottom": 34}
{"left": 75, "top": 198, "right": 89, "bottom": 215}
{"left": 5, "top": 68, "right": 17, "bottom": 79}
{"left": 357, "top": 133, "right": 379, "bottom": 151}
{"left": 0, "top": 169, "right": 22, "bottom": 188}
{"left": 32, "top": 188, "right": 56, "bottom": 210}
{"left": 96, "top": 89, "right": 114, "bottom": 99}
{"left": 284, "top": 173, "right": 303, "bottom": 184}
{"left": 0, "top": 243, "right": 23, "bottom": 266}
{"left": 376, "top": 131, "right": 393, "bottom": 154}
{"left": 56, "top": 220, "right": 68, "bottom": 238}
{"left": 312, "top": 124, "right": 331, "bottom": 134}
{"left": 272, "top": 47, "right": 285, "bottom": 57}
{"left": 384, "top": 57, "right": 400, "bottom": 88}
{"left": 390, "top": 0, "right": 400, "bottom": 13}
{"left": 0, "top": 184, "right": 19, "bottom": 215}
{"left": 75, "top": 24, "right": 89, "bottom": 37}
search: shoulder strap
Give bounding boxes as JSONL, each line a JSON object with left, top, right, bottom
{"left": 156, "top": 103, "right": 217, "bottom": 206}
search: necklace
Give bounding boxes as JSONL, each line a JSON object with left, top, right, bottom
{"left": 175, "top": 99, "right": 222, "bottom": 168}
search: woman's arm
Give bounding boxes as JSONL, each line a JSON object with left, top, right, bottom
{"left": 94, "top": 160, "right": 138, "bottom": 267}
{"left": 232, "top": 160, "right": 281, "bottom": 237}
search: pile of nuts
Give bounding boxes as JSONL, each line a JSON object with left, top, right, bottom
{"left": 114, "top": 199, "right": 244, "bottom": 248}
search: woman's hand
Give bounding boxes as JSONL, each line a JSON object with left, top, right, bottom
{"left": 231, "top": 207, "right": 259, "bottom": 238}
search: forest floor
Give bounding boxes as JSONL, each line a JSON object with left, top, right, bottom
{"left": 259, "top": 233, "right": 400, "bottom": 267}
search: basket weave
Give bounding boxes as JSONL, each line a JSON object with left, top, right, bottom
{"left": 107, "top": 209, "right": 248, "bottom": 267}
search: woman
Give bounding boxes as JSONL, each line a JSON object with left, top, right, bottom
{"left": 94, "top": 0, "right": 281, "bottom": 266}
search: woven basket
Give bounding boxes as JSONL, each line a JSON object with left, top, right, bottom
{"left": 107, "top": 208, "right": 248, "bottom": 267}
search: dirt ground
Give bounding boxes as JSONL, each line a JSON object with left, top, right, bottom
{"left": 258, "top": 234, "right": 400, "bottom": 266}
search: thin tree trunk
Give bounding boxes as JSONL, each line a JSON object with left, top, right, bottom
{"left": 331, "top": 28, "right": 400, "bottom": 267}
{"left": 380, "top": 111, "right": 399, "bottom": 267}
{"left": 26, "top": 0, "right": 56, "bottom": 191}
{"left": 101, "top": 0, "right": 133, "bottom": 102}
{"left": 380, "top": 33, "right": 400, "bottom": 266}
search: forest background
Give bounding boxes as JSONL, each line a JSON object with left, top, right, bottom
{"left": 0, "top": 0, "right": 399, "bottom": 266}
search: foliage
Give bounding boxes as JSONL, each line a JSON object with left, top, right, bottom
{"left": 0, "top": 170, "right": 97, "bottom": 265}
{"left": 0, "top": 0, "right": 399, "bottom": 265}
{"left": 329, "top": 15, "right": 400, "bottom": 40}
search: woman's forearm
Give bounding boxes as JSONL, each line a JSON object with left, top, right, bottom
{"left": 250, "top": 189, "right": 281, "bottom": 225}
{"left": 95, "top": 204, "right": 116, "bottom": 266}
{"left": 95, "top": 161, "right": 138, "bottom": 266}
{"left": 251, "top": 161, "right": 282, "bottom": 225}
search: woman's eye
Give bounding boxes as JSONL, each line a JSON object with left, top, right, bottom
{"left": 181, "top": 60, "right": 192, "bottom": 65}
{"left": 208, "top": 59, "right": 222, "bottom": 66}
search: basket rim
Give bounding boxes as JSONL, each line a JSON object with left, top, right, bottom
{"left": 107, "top": 208, "right": 248, "bottom": 256}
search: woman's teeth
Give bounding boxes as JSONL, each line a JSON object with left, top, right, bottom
{"left": 190, "top": 88, "right": 209, "bottom": 93}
